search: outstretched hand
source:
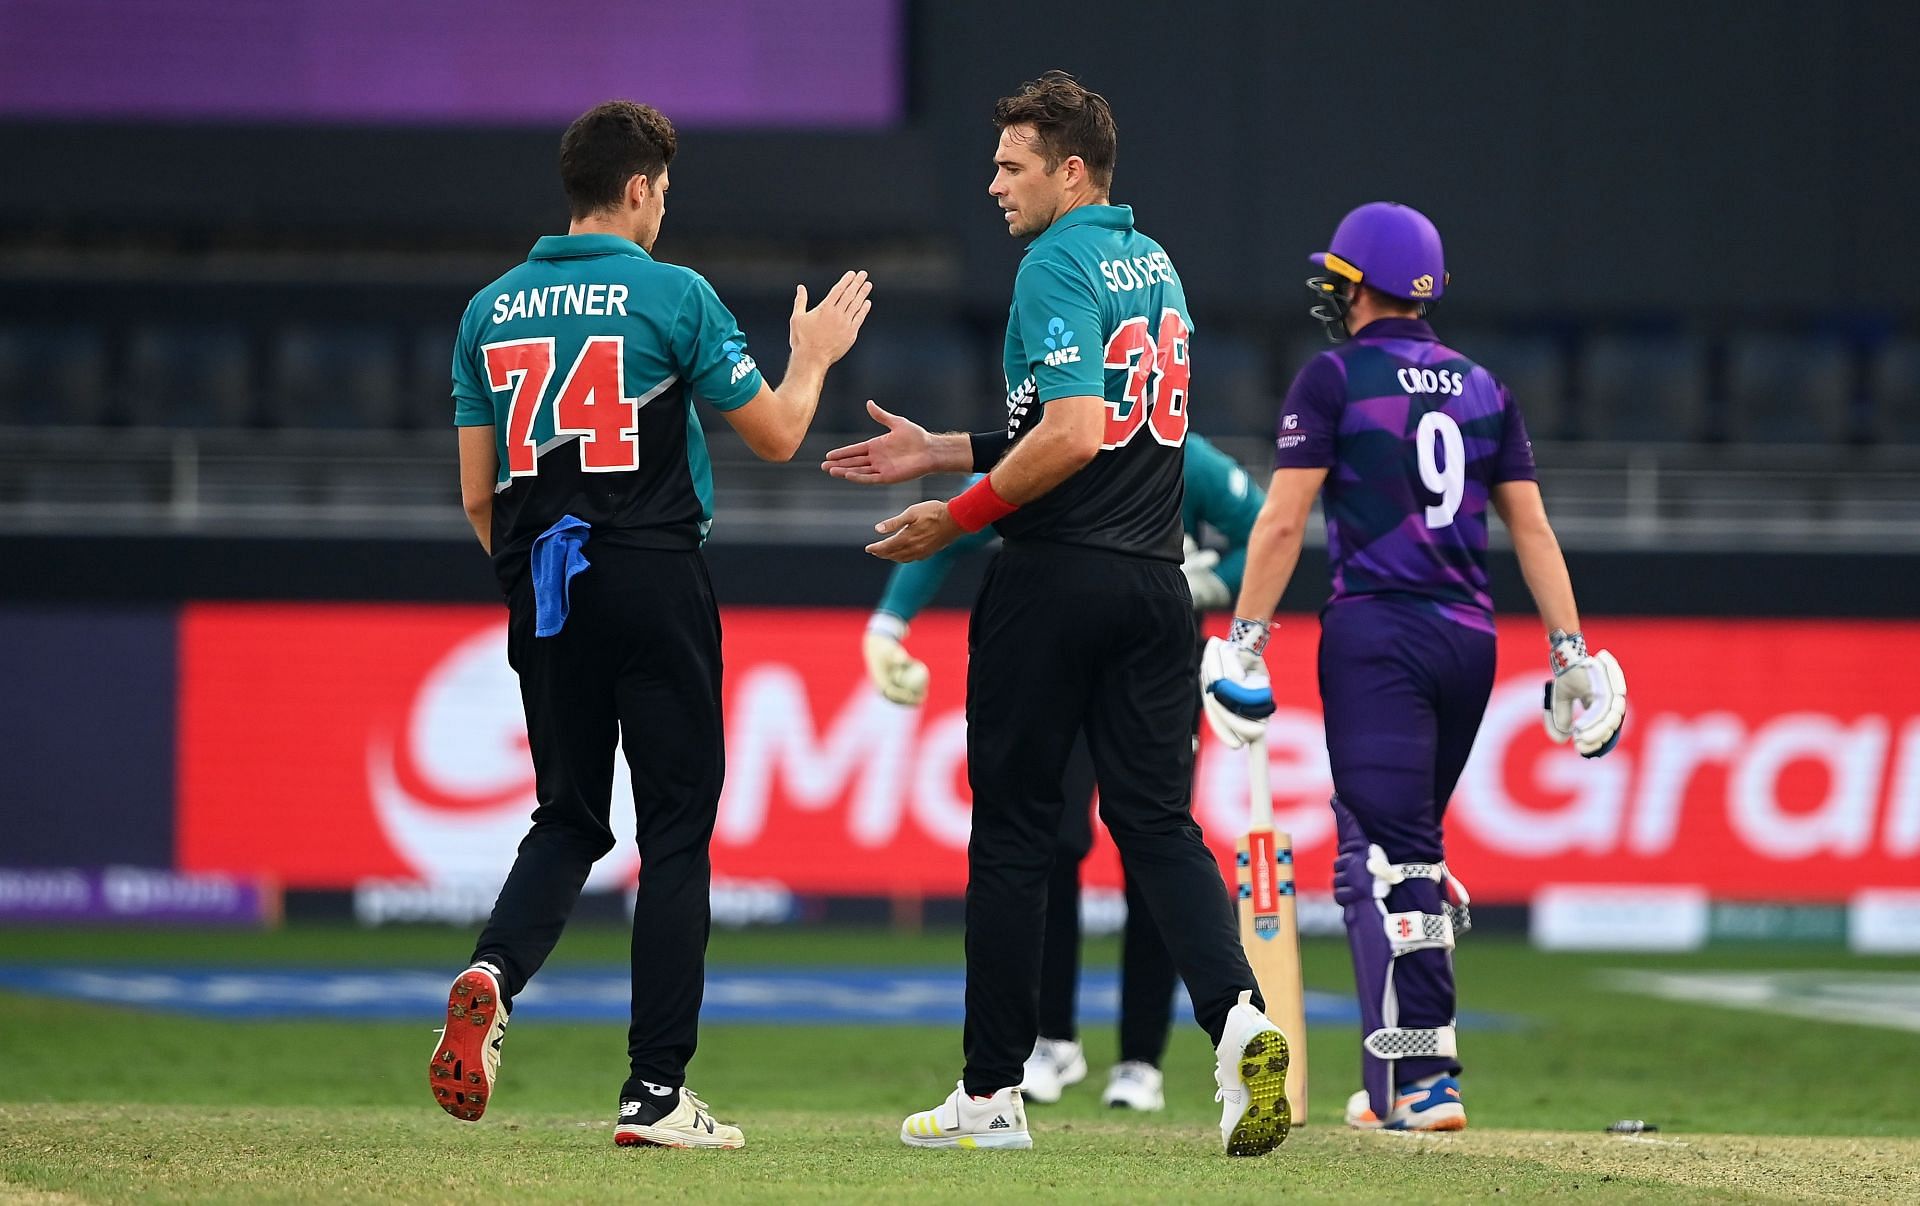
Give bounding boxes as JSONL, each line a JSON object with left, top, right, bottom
{"left": 822, "top": 401, "right": 936, "bottom": 485}
{"left": 789, "top": 270, "right": 873, "bottom": 368}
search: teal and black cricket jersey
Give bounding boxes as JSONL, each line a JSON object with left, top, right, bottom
{"left": 451, "top": 233, "right": 763, "bottom": 587}
{"left": 994, "top": 203, "right": 1193, "bottom": 563}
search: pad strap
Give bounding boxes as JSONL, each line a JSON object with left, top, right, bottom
{"left": 1365, "top": 845, "right": 1446, "bottom": 900}
{"left": 1363, "top": 1025, "right": 1458, "bottom": 1061}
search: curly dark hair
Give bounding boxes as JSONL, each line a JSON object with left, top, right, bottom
{"left": 559, "top": 101, "right": 678, "bottom": 219}
{"left": 992, "top": 71, "right": 1116, "bottom": 190}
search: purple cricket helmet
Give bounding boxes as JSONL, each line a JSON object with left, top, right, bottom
{"left": 1310, "top": 201, "right": 1447, "bottom": 302}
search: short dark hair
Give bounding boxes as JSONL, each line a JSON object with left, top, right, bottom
{"left": 559, "top": 101, "right": 677, "bottom": 219}
{"left": 993, "top": 71, "right": 1116, "bottom": 190}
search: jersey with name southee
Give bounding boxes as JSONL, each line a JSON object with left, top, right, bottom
{"left": 452, "top": 233, "right": 763, "bottom": 588}
{"left": 1273, "top": 317, "right": 1535, "bottom": 632}
{"left": 995, "top": 204, "right": 1190, "bottom": 562}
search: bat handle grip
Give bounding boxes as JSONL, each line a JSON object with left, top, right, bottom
{"left": 1247, "top": 733, "right": 1273, "bottom": 832}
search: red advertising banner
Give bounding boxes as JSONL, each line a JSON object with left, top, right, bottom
{"left": 178, "top": 606, "right": 1920, "bottom": 900}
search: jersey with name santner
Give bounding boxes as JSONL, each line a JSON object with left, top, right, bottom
{"left": 996, "top": 204, "right": 1191, "bottom": 562}
{"left": 452, "top": 233, "right": 763, "bottom": 588}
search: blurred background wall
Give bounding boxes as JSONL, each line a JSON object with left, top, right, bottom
{"left": 2, "top": 0, "right": 1916, "bottom": 936}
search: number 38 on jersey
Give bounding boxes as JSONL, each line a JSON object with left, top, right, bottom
{"left": 1101, "top": 308, "right": 1190, "bottom": 450}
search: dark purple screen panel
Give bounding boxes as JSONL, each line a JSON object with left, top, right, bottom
{"left": 0, "top": 0, "right": 901, "bottom": 126}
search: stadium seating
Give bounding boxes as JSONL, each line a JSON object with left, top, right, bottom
{"left": 1575, "top": 332, "right": 1710, "bottom": 442}
{"left": 1869, "top": 337, "right": 1920, "bottom": 444}
{"left": 4, "top": 317, "right": 1917, "bottom": 455}
{"left": 267, "top": 326, "right": 403, "bottom": 430}
{"left": 0, "top": 326, "right": 110, "bottom": 426}
{"left": 1723, "top": 332, "right": 1855, "bottom": 444}
{"left": 119, "top": 326, "right": 254, "bottom": 428}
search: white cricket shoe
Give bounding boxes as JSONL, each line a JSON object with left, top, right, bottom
{"left": 1017, "top": 1037, "right": 1087, "bottom": 1104}
{"left": 900, "top": 1081, "right": 1032, "bottom": 1149}
{"left": 615, "top": 1086, "right": 745, "bottom": 1149}
{"left": 1102, "top": 1061, "right": 1165, "bottom": 1111}
{"left": 1213, "top": 990, "right": 1291, "bottom": 1156}
{"left": 429, "top": 961, "right": 508, "bottom": 1122}
{"left": 1345, "top": 1073, "right": 1467, "bottom": 1132}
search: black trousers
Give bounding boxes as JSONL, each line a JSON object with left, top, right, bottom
{"left": 470, "top": 546, "right": 724, "bottom": 1096}
{"left": 1038, "top": 734, "right": 1181, "bottom": 1067}
{"left": 962, "top": 542, "right": 1259, "bottom": 1095}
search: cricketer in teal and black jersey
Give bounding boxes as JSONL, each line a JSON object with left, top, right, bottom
{"left": 861, "top": 432, "right": 1266, "bottom": 1107}
{"left": 435, "top": 100, "right": 869, "bottom": 1151}
{"left": 830, "top": 74, "right": 1285, "bottom": 1157}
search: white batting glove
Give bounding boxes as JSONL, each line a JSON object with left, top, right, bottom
{"left": 1180, "top": 536, "right": 1231, "bottom": 612}
{"left": 863, "top": 613, "right": 929, "bottom": 706}
{"left": 1543, "top": 630, "right": 1626, "bottom": 757}
{"left": 1200, "top": 617, "right": 1275, "bottom": 749}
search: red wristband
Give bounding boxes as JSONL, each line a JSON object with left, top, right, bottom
{"left": 948, "top": 475, "right": 1019, "bottom": 533}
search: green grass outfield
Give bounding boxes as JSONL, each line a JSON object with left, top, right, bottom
{"left": 2, "top": 924, "right": 1916, "bottom": 1203}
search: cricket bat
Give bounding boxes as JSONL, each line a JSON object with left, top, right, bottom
{"left": 1234, "top": 733, "right": 1308, "bottom": 1121}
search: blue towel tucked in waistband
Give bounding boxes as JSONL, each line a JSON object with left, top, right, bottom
{"left": 531, "top": 515, "right": 591, "bottom": 637}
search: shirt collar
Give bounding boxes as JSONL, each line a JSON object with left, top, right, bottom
{"left": 1030, "top": 203, "right": 1134, "bottom": 250}
{"left": 528, "top": 233, "right": 653, "bottom": 262}
{"left": 1352, "top": 316, "right": 1436, "bottom": 342}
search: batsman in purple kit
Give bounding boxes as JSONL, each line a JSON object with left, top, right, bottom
{"left": 1200, "top": 202, "right": 1627, "bottom": 1131}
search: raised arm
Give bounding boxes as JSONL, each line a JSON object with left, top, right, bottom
{"left": 721, "top": 270, "right": 872, "bottom": 462}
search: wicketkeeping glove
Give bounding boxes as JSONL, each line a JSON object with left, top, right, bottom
{"left": 863, "top": 613, "right": 929, "bottom": 706}
{"left": 1180, "top": 536, "right": 1231, "bottom": 612}
{"left": 1200, "top": 618, "right": 1276, "bottom": 749}
{"left": 1543, "top": 630, "right": 1626, "bottom": 757}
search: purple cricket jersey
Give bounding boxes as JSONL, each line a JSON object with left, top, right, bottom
{"left": 1273, "top": 317, "right": 1536, "bottom": 633}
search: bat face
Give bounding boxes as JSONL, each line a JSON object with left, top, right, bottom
{"left": 1237, "top": 829, "right": 1308, "bottom": 1120}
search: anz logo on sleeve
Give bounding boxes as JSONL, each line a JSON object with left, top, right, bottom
{"left": 1041, "top": 317, "right": 1080, "bottom": 367}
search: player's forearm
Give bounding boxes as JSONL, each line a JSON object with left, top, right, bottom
{"left": 922, "top": 431, "right": 976, "bottom": 474}
{"left": 1510, "top": 519, "right": 1580, "bottom": 636}
{"left": 1232, "top": 512, "right": 1305, "bottom": 624}
{"left": 986, "top": 399, "right": 1100, "bottom": 506}
{"left": 759, "top": 353, "right": 832, "bottom": 460}
{"left": 989, "top": 431, "right": 1094, "bottom": 505}
{"left": 462, "top": 498, "right": 492, "bottom": 554}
